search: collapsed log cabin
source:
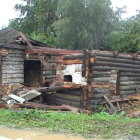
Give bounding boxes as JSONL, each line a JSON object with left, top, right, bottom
{"left": 60, "top": 50, "right": 140, "bottom": 111}
{"left": 0, "top": 28, "right": 81, "bottom": 86}
{"left": 1, "top": 28, "right": 140, "bottom": 111}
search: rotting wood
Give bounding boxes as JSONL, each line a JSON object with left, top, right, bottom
{"left": 103, "top": 95, "right": 117, "bottom": 113}
{"left": 63, "top": 59, "right": 83, "bottom": 65}
{"left": 14, "top": 102, "right": 69, "bottom": 110}
{"left": 63, "top": 54, "right": 84, "bottom": 60}
{"left": 35, "top": 84, "right": 82, "bottom": 93}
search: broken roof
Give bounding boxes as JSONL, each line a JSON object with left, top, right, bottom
{"left": 0, "top": 27, "right": 82, "bottom": 55}
{"left": 0, "top": 27, "right": 51, "bottom": 48}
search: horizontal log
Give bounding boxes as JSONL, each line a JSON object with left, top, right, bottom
{"left": 3, "top": 57, "right": 25, "bottom": 61}
{"left": 120, "top": 85, "right": 140, "bottom": 90}
{"left": 93, "top": 66, "right": 140, "bottom": 73}
{"left": 63, "top": 59, "right": 83, "bottom": 65}
{"left": 91, "top": 83, "right": 110, "bottom": 88}
{"left": 8, "top": 53, "right": 25, "bottom": 57}
{"left": 92, "top": 77, "right": 112, "bottom": 82}
{"left": 92, "top": 73, "right": 111, "bottom": 78}
{"left": 93, "top": 61, "right": 140, "bottom": 69}
{"left": 55, "top": 98, "right": 80, "bottom": 107}
{"left": 8, "top": 49, "right": 25, "bottom": 54}
{"left": 120, "top": 90, "right": 136, "bottom": 95}
{"left": 120, "top": 81, "right": 140, "bottom": 86}
{"left": 54, "top": 93, "right": 80, "bottom": 101}
{"left": 120, "top": 73, "right": 140, "bottom": 77}
{"left": 95, "top": 51, "right": 140, "bottom": 60}
{"left": 46, "top": 75, "right": 57, "bottom": 78}
{"left": 57, "top": 90, "right": 82, "bottom": 96}
{"left": 2, "top": 79, "right": 24, "bottom": 84}
{"left": 96, "top": 56, "right": 140, "bottom": 65}
{"left": 2, "top": 65, "right": 23, "bottom": 69}
{"left": 63, "top": 54, "right": 84, "bottom": 60}
{"left": 93, "top": 71, "right": 111, "bottom": 74}
{"left": 2, "top": 74, "right": 24, "bottom": 79}
{"left": 120, "top": 77, "right": 140, "bottom": 81}
{"left": 92, "top": 88, "right": 110, "bottom": 93}
{"left": 2, "top": 61, "right": 24, "bottom": 65}
{"left": 14, "top": 102, "right": 69, "bottom": 110}
{"left": 2, "top": 70, "right": 23, "bottom": 74}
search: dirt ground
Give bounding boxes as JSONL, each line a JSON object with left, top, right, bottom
{"left": 0, "top": 127, "right": 104, "bottom": 140}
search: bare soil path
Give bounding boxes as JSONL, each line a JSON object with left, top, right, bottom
{"left": 0, "top": 127, "right": 103, "bottom": 140}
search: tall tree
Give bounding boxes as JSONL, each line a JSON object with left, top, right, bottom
{"left": 9, "top": 0, "right": 58, "bottom": 45}
{"left": 54, "top": 0, "right": 119, "bottom": 50}
{"left": 108, "top": 15, "right": 140, "bottom": 53}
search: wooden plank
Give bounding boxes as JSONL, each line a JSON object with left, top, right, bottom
{"left": 91, "top": 83, "right": 110, "bottom": 88}
{"left": 63, "top": 59, "right": 83, "bottom": 65}
{"left": 103, "top": 95, "right": 117, "bottom": 113}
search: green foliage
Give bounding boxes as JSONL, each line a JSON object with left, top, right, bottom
{"left": 9, "top": 0, "right": 58, "bottom": 45}
{"left": 108, "top": 17, "right": 140, "bottom": 53}
{"left": 0, "top": 109, "right": 140, "bottom": 138}
{"left": 9, "top": 0, "right": 122, "bottom": 49}
{"left": 54, "top": 0, "right": 118, "bottom": 50}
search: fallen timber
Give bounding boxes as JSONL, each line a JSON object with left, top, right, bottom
{"left": 35, "top": 84, "right": 82, "bottom": 93}
{"left": 14, "top": 102, "right": 69, "bottom": 110}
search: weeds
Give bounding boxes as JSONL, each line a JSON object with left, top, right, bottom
{"left": 0, "top": 109, "right": 140, "bottom": 138}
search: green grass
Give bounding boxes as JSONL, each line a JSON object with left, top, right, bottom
{"left": 0, "top": 109, "right": 140, "bottom": 138}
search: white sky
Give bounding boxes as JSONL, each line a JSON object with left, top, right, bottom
{"left": 0, "top": 0, "right": 140, "bottom": 29}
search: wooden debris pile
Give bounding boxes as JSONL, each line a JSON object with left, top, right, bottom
{"left": 0, "top": 83, "right": 82, "bottom": 112}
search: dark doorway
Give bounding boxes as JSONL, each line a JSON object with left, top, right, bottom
{"left": 24, "top": 60, "right": 41, "bottom": 86}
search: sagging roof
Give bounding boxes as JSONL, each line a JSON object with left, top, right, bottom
{"left": 0, "top": 27, "right": 82, "bottom": 55}
{"left": 0, "top": 27, "right": 51, "bottom": 48}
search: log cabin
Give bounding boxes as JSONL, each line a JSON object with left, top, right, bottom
{"left": 1, "top": 27, "right": 140, "bottom": 111}
{"left": 0, "top": 27, "right": 81, "bottom": 86}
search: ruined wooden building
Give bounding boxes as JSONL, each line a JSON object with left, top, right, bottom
{"left": 0, "top": 28, "right": 80, "bottom": 86}
{"left": 1, "top": 28, "right": 140, "bottom": 111}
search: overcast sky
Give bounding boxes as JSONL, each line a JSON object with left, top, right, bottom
{"left": 0, "top": 0, "right": 140, "bottom": 29}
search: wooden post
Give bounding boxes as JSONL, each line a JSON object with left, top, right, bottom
{"left": 110, "top": 70, "right": 120, "bottom": 95}
{"left": 0, "top": 56, "right": 2, "bottom": 84}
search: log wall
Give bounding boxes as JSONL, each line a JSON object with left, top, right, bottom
{"left": 85, "top": 51, "right": 140, "bottom": 110}
{"left": 42, "top": 55, "right": 63, "bottom": 85}
{"left": 63, "top": 51, "right": 140, "bottom": 111}
{"left": 1, "top": 49, "right": 25, "bottom": 84}
{"left": 46, "top": 88, "right": 83, "bottom": 107}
